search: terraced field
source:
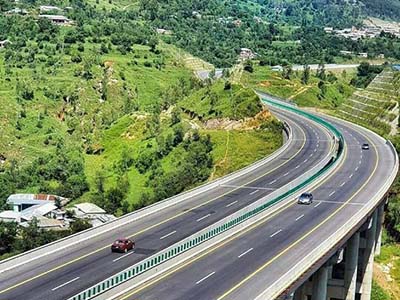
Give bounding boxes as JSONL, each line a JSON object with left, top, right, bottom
{"left": 336, "top": 70, "right": 399, "bottom": 136}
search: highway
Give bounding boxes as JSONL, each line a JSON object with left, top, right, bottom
{"left": 113, "top": 110, "right": 396, "bottom": 300}
{"left": 0, "top": 107, "right": 333, "bottom": 300}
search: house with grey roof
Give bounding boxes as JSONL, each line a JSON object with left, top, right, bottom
{"left": 7, "top": 194, "right": 68, "bottom": 212}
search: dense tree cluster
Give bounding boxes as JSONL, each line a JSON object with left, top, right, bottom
{"left": 0, "top": 139, "right": 88, "bottom": 210}
{"left": 0, "top": 218, "right": 91, "bottom": 258}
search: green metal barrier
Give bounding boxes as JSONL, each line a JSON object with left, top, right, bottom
{"left": 69, "top": 98, "right": 344, "bottom": 300}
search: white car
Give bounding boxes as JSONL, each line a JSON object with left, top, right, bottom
{"left": 297, "top": 192, "right": 313, "bottom": 205}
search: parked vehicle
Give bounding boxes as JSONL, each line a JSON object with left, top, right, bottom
{"left": 362, "top": 143, "right": 369, "bottom": 150}
{"left": 111, "top": 238, "right": 135, "bottom": 253}
{"left": 297, "top": 192, "right": 313, "bottom": 205}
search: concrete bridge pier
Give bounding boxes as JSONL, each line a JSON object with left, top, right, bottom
{"left": 344, "top": 232, "right": 360, "bottom": 300}
{"left": 290, "top": 206, "right": 384, "bottom": 300}
{"left": 360, "top": 210, "right": 377, "bottom": 300}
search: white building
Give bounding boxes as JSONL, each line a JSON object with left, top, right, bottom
{"left": 73, "top": 203, "right": 116, "bottom": 227}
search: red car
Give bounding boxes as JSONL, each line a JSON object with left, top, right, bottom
{"left": 111, "top": 238, "right": 135, "bottom": 253}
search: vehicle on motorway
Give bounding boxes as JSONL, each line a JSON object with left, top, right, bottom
{"left": 297, "top": 192, "right": 313, "bottom": 205}
{"left": 362, "top": 143, "right": 369, "bottom": 150}
{"left": 111, "top": 238, "right": 135, "bottom": 253}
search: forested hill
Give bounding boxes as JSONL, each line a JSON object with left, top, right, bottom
{"left": 361, "top": 0, "right": 400, "bottom": 20}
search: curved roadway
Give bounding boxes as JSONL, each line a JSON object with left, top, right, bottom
{"left": 0, "top": 107, "right": 333, "bottom": 299}
{"left": 115, "top": 106, "right": 396, "bottom": 300}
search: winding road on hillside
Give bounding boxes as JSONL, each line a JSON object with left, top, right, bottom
{"left": 0, "top": 104, "right": 333, "bottom": 299}
{"left": 113, "top": 99, "right": 397, "bottom": 300}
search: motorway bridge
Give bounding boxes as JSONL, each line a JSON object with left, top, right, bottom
{"left": 0, "top": 95, "right": 397, "bottom": 300}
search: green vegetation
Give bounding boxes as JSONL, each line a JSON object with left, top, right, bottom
{"left": 372, "top": 281, "right": 392, "bottom": 300}
{"left": 242, "top": 63, "right": 355, "bottom": 109}
{"left": 0, "top": 2, "right": 284, "bottom": 217}
{"left": 0, "top": 218, "right": 91, "bottom": 260}
{"left": 180, "top": 81, "right": 262, "bottom": 120}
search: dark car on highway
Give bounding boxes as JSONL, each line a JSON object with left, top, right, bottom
{"left": 111, "top": 238, "right": 135, "bottom": 253}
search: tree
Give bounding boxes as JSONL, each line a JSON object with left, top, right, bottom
{"left": 244, "top": 60, "right": 254, "bottom": 73}
{"left": 171, "top": 107, "right": 181, "bottom": 125}
{"left": 70, "top": 219, "right": 92, "bottom": 233}
{"left": 316, "top": 63, "right": 326, "bottom": 81}
{"left": 0, "top": 221, "right": 18, "bottom": 254}
{"left": 301, "top": 64, "right": 311, "bottom": 85}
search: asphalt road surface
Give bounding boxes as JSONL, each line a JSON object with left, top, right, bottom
{"left": 0, "top": 107, "right": 332, "bottom": 300}
{"left": 116, "top": 113, "right": 395, "bottom": 300}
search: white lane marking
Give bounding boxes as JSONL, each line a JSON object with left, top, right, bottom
{"left": 160, "top": 230, "right": 177, "bottom": 240}
{"left": 295, "top": 214, "right": 304, "bottom": 221}
{"left": 349, "top": 173, "right": 353, "bottom": 179}
{"left": 359, "top": 160, "right": 362, "bottom": 165}
{"left": 220, "top": 184, "right": 275, "bottom": 191}
{"left": 249, "top": 190, "right": 260, "bottom": 195}
{"left": 283, "top": 172, "right": 289, "bottom": 177}
{"left": 295, "top": 165, "right": 300, "bottom": 169}
{"left": 310, "top": 153, "right": 313, "bottom": 157}
{"left": 317, "top": 200, "right": 364, "bottom": 206}
{"left": 329, "top": 191, "right": 336, "bottom": 197}
{"left": 197, "top": 214, "right": 211, "bottom": 222}
{"left": 51, "top": 277, "right": 80, "bottom": 291}
{"left": 226, "top": 200, "right": 238, "bottom": 207}
{"left": 314, "top": 202, "right": 322, "bottom": 208}
{"left": 269, "top": 179, "right": 277, "bottom": 185}
{"left": 270, "top": 229, "right": 283, "bottom": 238}
{"left": 340, "top": 182, "right": 346, "bottom": 187}
{"left": 113, "top": 251, "right": 134, "bottom": 262}
{"left": 355, "top": 167, "right": 359, "bottom": 171}
{"left": 304, "top": 159, "right": 308, "bottom": 163}
{"left": 196, "top": 272, "right": 216, "bottom": 285}
{"left": 314, "top": 148, "right": 317, "bottom": 152}
{"left": 238, "top": 248, "right": 254, "bottom": 258}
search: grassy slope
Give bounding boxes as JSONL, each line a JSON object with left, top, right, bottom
{"left": 241, "top": 64, "right": 355, "bottom": 109}
{"left": 1, "top": 42, "right": 283, "bottom": 208}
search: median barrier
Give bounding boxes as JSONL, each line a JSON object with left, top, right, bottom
{"left": 69, "top": 98, "right": 344, "bottom": 300}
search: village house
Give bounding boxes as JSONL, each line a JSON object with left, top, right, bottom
{"left": 39, "top": 15, "right": 72, "bottom": 25}
{"left": 72, "top": 203, "right": 116, "bottom": 227}
{"left": 156, "top": 28, "right": 173, "bottom": 35}
{"left": 0, "top": 40, "right": 11, "bottom": 48}
{"left": 239, "top": 48, "right": 256, "bottom": 60}
{"left": 39, "top": 5, "right": 62, "bottom": 13}
{"left": 5, "top": 8, "right": 28, "bottom": 15}
{"left": 7, "top": 193, "right": 68, "bottom": 212}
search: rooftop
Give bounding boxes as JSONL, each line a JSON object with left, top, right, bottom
{"left": 74, "top": 203, "right": 106, "bottom": 215}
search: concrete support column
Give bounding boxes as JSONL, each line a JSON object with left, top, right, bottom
{"left": 360, "top": 211, "right": 378, "bottom": 300}
{"left": 375, "top": 205, "right": 384, "bottom": 256}
{"left": 344, "top": 232, "right": 360, "bottom": 300}
{"left": 312, "top": 266, "right": 328, "bottom": 300}
{"left": 294, "top": 283, "right": 306, "bottom": 300}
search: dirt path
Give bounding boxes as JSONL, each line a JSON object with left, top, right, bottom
{"left": 374, "top": 262, "right": 400, "bottom": 299}
{"left": 289, "top": 85, "right": 312, "bottom": 100}
{"left": 209, "top": 130, "right": 230, "bottom": 180}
